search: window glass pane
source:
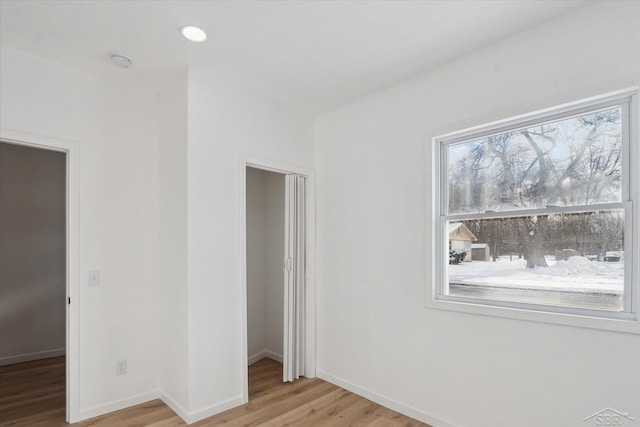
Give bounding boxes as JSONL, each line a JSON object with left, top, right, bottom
{"left": 446, "top": 210, "right": 624, "bottom": 311}
{"left": 447, "top": 107, "right": 622, "bottom": 214}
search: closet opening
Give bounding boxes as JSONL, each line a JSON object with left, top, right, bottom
{"left": 246, "top": 167, "right": 286, "bottom": 372}
{"left": 243, "top": 159, "right": 313, "bottom": 403}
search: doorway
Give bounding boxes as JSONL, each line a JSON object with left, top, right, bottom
{"left": 241, "top": 158, "right": 315, "bottom": 402}
{"left": 0, "top": 130, "right": 78, "bottom": 423}
{"left": 246, "top": 167, "right": 285, "bottom": 369}
{"left": 0, "top": 141, "right": 66, "bottom": 423}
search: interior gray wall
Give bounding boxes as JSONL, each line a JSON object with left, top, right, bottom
{"left": 0, "top": 142, "right": 66, "bottom": 364}
{"left": 246, "top": 167, "right": 284, "bottom": 364}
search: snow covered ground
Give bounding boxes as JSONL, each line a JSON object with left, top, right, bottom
{"left": 449, "top": 256, "right": 624, "bottom": 294}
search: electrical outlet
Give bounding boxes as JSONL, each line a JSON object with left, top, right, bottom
{"left": 116, "top": 359, "right": 127, "bottom": 375}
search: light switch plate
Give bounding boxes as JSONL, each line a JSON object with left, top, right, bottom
{"left": 88, "top": 270, "right": 100, "bottom": 286}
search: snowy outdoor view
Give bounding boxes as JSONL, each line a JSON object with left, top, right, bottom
{"left": 448, "top": 252, "right": 624, "bottom": 311}
{"left": 444, "top": 106, "right": 626, "bottom": 312}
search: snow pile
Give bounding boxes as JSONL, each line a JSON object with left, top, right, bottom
{"left": 449, "top": 256, "right": 624, "bottom": 293}
{"left": 547, "top": 256, "right": 616, "bottom": 277}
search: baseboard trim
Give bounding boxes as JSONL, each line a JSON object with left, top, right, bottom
{"left": 160, "top": 392, "right": 190, "bottom": 423}
{"left": 248, "top": 349, "right": 283, "bottom": 365}
{"left": 75, "top": 389, "right": 161, "bottom": 422}
{"left": 71, "top": 388, "right": 245, "bottom": 425}
{"left": 316, "top": 369, "right": 458, "bottom": 427}
{"left": 186, "top": 395, "right": 244, "bottom": 424}
{"left": 0, "top": 348, "right": 65, "bottom": 366}
{"left": 161, "top": 391, "right": 245, "bottom": 425}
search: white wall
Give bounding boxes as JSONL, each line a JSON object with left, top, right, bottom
{"left": 158, "top": 70, "right": 190, "bottom": 413}
{"left": 246, "top": 167, "right": 285, "bottom": 364}
{"left": 264, "top": 171, "right": 285, "bottom": 358}
{"left": 0, "top": 46, "right": 165, "bottom": 416}
{"left": 315, "top": 3, "right": 640, "bottom": 427}
{"left": 0, "top": 143, "right": 66, "bottom": 365}
{"left": 0, "top": 44, "right": 314, "bottom": 423}
{"left": 247, "top": 167, "right": 267, "bottom": 359}
{"left": 186, "top": 67, "right": 314, "bottom": 417}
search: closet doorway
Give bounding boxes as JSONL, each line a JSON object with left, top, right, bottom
{"left": 242, "top": 159, "right": 315, "bottom": 401}
{"left": 246, "top": 167, "right": 286, "bottom": 369}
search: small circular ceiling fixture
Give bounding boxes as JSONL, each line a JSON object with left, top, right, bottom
{"left": 180, "top": 25, "right": 207, "bottom": 43}
{"left": 110, "top": 53, "right": 134, "bottom": 69}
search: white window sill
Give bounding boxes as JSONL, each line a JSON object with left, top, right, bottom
{"left": 425, "top": 295, "right": 640, "bottom": 334}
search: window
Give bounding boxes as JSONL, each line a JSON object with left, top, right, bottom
{"left": 432, "top": 90, "right": 638, "bottom": 328}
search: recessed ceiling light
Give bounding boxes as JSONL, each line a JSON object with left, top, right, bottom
{"left": 180, "top": 26, "right": 207, "bottom": 43}
{"left": 110, "top": 53, "right": 134, "bottom": 69}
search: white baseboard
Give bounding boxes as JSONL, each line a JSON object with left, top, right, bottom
{"left": 0, "top": 348, "right": 65, "bottom": 366}
{"left": 316, "top": 369, "right": 458, "bottom": 427}
{"left": 160, "top": 392, "right": 190, "bottom": 423}
{"left": 71, "top": 388, "right": 243, "bottom": 426}
{"left": 248, "top": 349, "right": 283, "bottom": 365}
{"left": 161, "top": 391, "right": 245, "bottom": 425}
{"left": 74, "top": 389, "right": 161, "bottom": 422}
{"left": 186, "top": 395, "right": 244, "bottom": 424}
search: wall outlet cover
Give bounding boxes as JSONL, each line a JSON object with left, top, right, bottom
{"left": 116, "top": 359, "right": 127, "bottom": 375}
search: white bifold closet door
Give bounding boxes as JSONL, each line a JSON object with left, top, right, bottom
{"left": 283, "top": 174, "right": 305, "bottom": 382}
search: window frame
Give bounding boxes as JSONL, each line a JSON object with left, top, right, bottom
{"left": 428, "top": 88, "right": 640, "bottom": 333}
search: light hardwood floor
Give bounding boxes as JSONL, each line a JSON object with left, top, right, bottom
{"left": 0, "top": 356, "right": 429, "bottom": 426}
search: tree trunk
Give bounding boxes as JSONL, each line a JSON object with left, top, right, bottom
{"left": 526, "top": 244, "right": 549, "bottom": 268}
{"left": 525, "top": 216, "right": 549, "bottom": 268}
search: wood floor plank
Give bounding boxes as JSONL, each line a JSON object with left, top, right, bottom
{"left": 0, "top": 356, "right": 430, "bottom": 426}
{"left": 258, "top": 388, "right": 358, "bottom": 427}
{"left": 316, "top": 397, "right": 380, "bottom": 426}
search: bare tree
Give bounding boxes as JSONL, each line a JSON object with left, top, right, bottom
{"left": 449, "top": 107, "right": 622, "bottom": 268}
